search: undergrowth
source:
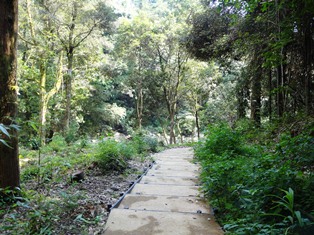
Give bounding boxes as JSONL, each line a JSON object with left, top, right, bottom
{"left": 194, "top": 117, "right": 314, "bottom": 235}
{"left": 1, "top": 131, "right": 162, "bottom": 234}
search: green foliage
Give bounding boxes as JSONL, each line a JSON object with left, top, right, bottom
{"left": 20, "top": 138, "right": 94, "bottom": 183}
{"left": 65, "top": 122, "right": 80, "bottom": 144}
{"left": 195, "top": 123, "right": 245, "bottom": 161}
{"left": 0, "top": 188, "right": 85, "bottom": 235}
{"left": 194, "top": 121, "right": 314, "bottom": 234}
{"left": 276, "top": 132, "right": 314, "bottom": 168}
{"left": 267, "top": 188, "right": 311, "bottom": 233}
{"left": 0, "top": 123, "right": 19, "bottom": 148}
{"left": 131, "top": 132, "right": 159, "bottom": 154}
{"left": 117, "top": 141, "right": 137, "bottom": 160}
{"left": 95, "top": 139, "right": 128, "bottom": 173}
{"left": 95, "top": 132, "right": 161, "bottom": 173}
{"left": 45, "top": 134, "right": 67, "bottom": 152}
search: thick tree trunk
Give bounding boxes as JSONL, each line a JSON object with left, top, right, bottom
{"left": 0, "top": 0, "right": 20, "bottom": 189}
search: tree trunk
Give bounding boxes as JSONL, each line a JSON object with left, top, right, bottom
{"left": 195, "top": 109, "right": 200, "bottom": 140}
{"left": 0, "top": 0, "right": 20, "bottom": 189}
{"left": 276, "top": 65, "right": 284, "bottom": 117}
{"left": 176, "top": 122, "right": 184, "bottom": 144}
{"left": 268, "top": 69, "right": 272, "bottom": 121}
{"left": 64, "top": 2, "right": 77, "bottom": 132}
{"left": 250, "top": 55, "right": 262, "bottom": 126}
{"left": 303, "top": 14, "right": 313, "bottom": 115}
{"left": 169, "top": 111, "right": 176, "bottom": 144}
{"left": 251, "top": 78, "right": 261, "bottom": 125}
{"left": 162, "top": 126, "right": 169, "bottom": 145}
{"left": 65, "top": 51, "right": 73, "bottom": 132}
{"left": 237, "top": 87, "right": 246, "bottom": 120}
{"left": 39, "top": 62, "right": 47, "bottom": 146}
{"left": 136, "top": 84, "right": 143, "bottom": 130}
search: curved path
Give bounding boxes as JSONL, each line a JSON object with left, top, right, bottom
{"left": 104, "top": 147, "right": 224, "bottom": 235}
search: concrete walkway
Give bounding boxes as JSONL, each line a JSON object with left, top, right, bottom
{"left": 104, "top": 148, "right": 224, "bottom": 235}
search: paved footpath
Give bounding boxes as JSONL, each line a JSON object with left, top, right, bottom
{"left": 104, "top": 147, "right": 224, "bottom": 235}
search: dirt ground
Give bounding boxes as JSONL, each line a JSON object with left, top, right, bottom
{"left": 0, "top": 159, "right": 152, "bottom": 235}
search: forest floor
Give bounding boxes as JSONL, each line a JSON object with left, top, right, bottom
{"left": 1, "top": 155, "right": 152, "bottom": 234}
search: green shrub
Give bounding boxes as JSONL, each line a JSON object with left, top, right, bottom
{"left": 95, "top": 139, "right": 128, "bottom": 173}
{"left": 276, "top": 132, "right": 314, "bottom": 168}
{"left": 65, "top": 122, "right": 80, "bottom": 143}
{"left": 131, "top": 132, "right": 149, "bottom": 154}
{"left": 46, "top": 134, "right": 67, "bottom": 152}
{"left": 195, "top": 123, "right": 245, "bottom": 162}
{"left": 194, "top": 122, "right": 314, "bottom": 234}
{"left": 142, "top": 135, "right": 159, "bottom": 153}
{"left": 118, "top": 141, "right": 137, "bottom": 160}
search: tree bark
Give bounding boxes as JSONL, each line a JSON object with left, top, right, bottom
{"left": 276, "top": 65, "right": 284, "bottom": 117}
{"left": 169, "top": 111, "right": 176, "bottom": 144}
{"left": 59, "top": 2, "right": 97, "bottom": 132}
{"left": 250, "top": 54, "right": 262, "bottom": 126}
{"left": 64, "top": 2, "right": 77, "bottom": 132}
{"left": 303, "top": 13, "right": 313, "bottom": 115}
{"left": 65, "top": 50, "right": 74, "bottom": 131}
{"left": 268, "top": 69, "right": 272, "bottom": 121}
{"left": 39, "top": 53, "right": 63, "bottom": 145}
{"left": 237, "top": 87, "right": 246, "bottom": 119}
{"left": 136, "top": 81, "right": 143, "bottom": 130}
{"left": 39, "top": 62, "right": 47, "bottom": 146}
{"left": 0, "top": 0, "right": 20, "bottom": 189}
{"left": 195, "top": 109, "right": 200, "bottom": 140}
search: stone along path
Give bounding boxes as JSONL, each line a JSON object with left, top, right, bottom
{"left": 104, "top": 148, "right": 224, "bottom": 235}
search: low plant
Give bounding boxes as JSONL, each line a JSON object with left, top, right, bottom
{"left": 194, "top": 121, "right": 314, "bottom": 234}
{"left": 266, "top": 188, "right": 312, "bottom": 234}
{"left": 44, "top": 134, "right": 67, "bottom": 152}
{"left": 131, "top": 131, "right": 160, "bottom": 154}
{"left": 95, "top": 139, "right": 128, "bottom": 173}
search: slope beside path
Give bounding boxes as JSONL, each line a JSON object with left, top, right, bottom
{"left": 104, "top": 147, "right": 224, "bottom": 235}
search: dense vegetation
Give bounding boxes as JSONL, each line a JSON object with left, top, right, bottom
{"left": 0, "top": 0, "right": 313, "bottom": 234}
{"left": 195, "top": 118, "right": 314, "bottom": 234}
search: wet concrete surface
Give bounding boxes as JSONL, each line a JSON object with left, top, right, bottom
{"left": 104, "top": 148, "right": 224, "bottom": 235}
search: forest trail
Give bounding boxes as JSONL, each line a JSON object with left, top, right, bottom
{"left": 104, "top": 148, "right": 224, "bottom": 235}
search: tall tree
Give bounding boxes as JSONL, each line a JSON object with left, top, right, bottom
{"left": 54, "top": 0, "right": 116, "bottom": 132}
{"left": 156, "top": 43, "right": 189, "bottom": 144}
{"left": 114, "top": 13, "right": 156, "bottom": 129}
{"left": 20, "top": 0, "right": 64, "bottom": 145}
{"left": 184, "top": 60, "right": 218, "bottom": 139}
{"left": 0, "top": 0, "right": 20, "bottom": 189}
{"left": 187, "top": 0, "right": 314, "bottom": 123}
